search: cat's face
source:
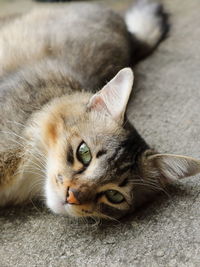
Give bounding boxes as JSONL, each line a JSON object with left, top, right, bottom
{"left": 44, "top": 109, "right": 139, "bottom": 219}
{"left": 35, "top": 68, "right": 200, "bottom": 220}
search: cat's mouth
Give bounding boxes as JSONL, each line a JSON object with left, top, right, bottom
{"left": 45, "top": 183, "right": 95, "bottom": 217}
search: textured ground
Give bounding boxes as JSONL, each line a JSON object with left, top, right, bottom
{"left": 0, "top": 0, "right": 200, "bottom": 266}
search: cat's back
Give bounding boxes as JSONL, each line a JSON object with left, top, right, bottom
{"left": 0, "top": 3, "right": 129, "bottom": 77}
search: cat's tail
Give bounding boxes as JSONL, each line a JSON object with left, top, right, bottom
{"left": 125, "top": 0, "right": 170, "bottom": 63}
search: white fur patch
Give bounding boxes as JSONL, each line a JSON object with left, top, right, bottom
{"left": 125, "top": 0, "right": 163, "bottom": 46}
{"left": 45, "top": 154, "right": 79, "bottom": 216}
{"left": 45, "top": 180, "right": 66, "bottom": 214}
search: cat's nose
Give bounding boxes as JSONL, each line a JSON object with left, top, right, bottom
{"left": 66, "top": 187, "right": 80, "bottom": 205}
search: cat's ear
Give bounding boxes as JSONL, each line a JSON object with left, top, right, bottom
{"left": 88, "top": 68, "right": 134, "bottom": 122}
{"left": 144, "top": 152, "right": 200, "bottom": 181}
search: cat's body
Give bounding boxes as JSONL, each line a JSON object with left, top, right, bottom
{"left": 0, "top": 4, "right": 132, "bottom": 87}
{"left": 1, "top": 1, "right": 200, "bottom": 219}
{"left": 0, "top": 3, "right": 137, "bottom": 207}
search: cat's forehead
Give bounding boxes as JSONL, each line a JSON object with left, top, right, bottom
{"left": 66, "top": 111, "right": 127, "bottom": 144}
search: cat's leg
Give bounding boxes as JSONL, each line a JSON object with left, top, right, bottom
{"left": 125, "top": 0, "right": 170, "bottom": 63}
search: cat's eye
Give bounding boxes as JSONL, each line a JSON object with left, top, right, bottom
{"left": 105, "top": 190, "right": 125, "bottom": 204}
{"left": 77, "top": 142, "right": 92, "bottom": 165}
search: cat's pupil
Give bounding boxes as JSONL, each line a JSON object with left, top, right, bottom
{"left": 105, "top": 190, "right": 125, "bottom": 204}
{"left": 77, "top": 142, "right": 92, "bottom": 165}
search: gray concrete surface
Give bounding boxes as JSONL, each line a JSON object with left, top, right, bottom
{"left": 0, "top": 0, "right": 200, "bottom": 266}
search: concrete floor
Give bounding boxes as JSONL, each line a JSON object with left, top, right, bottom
{"left": 0, "top": 0, "right": 200, "bottom": 266}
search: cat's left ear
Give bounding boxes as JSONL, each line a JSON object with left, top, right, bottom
{"left": 88, "top": 68, "right": 134, "bottom": 123}
{"left": 143, "top": 152, "right": 200, "bottom": 181}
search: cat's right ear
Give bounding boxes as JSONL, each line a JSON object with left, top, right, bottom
{"left": 87, "top": 68, "right": 134, "bottom": 123}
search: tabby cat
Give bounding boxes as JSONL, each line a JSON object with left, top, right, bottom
{"left": 0, "top": 0, "right": 200, "bottom": 219}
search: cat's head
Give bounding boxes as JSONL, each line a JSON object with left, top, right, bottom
{"left": 34, "top": 68, "right": 200, "bottom": 219}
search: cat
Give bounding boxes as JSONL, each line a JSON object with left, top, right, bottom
{"left": 0, "top": 0, "right": 200, "bottom": 220}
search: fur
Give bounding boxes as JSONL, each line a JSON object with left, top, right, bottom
{"left": 1, "top": 1, "right": 199, "bottom": 220}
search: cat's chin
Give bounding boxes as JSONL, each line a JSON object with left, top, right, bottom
{"left": 45, "top": 191, "right": 66, "bottom": 215}
{"left": 46, "top": 193, "right": 79, "bottom": 217}
{"left": 47, "top": 201, "right": 80, "bottom": 217}
{"left": 47, "top": 200, "right": 90, "bottom": 218}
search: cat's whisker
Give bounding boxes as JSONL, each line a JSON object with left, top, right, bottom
{"left": 28, "top": 178, "right": 45, "bottom": 194}
{"left": 128, "top": 179, "right": 161, "bottom": 190}
{"left": 1, "top": 129, "right": 45, "bottom": 159}
{"left": 15, "top": 170, "right": 44, "bottom": 179}
{"left": 20, "top": 159, "right": 45, "bottom": 169}
{"left": 20, "top": 165, "right": 46, "bottom": 175}
{"left": 129, "top": 181, "right": 162, "bottom": 191}
{"left": 0, "top": 130, "right": 46, "bottom": 167}
{"left": 6, "top": 120, "right": 27, "bottom": 129}
{"left": 128, "top": 178, "right": 171, "bottom": 198}
{"left": 15, "top": 161, "right": 46, "bottom": 176}
{"left": 89, "top": 216, "right": 101, "bottom": 228}
{"left": 147, "top": 178, "right": 171, "bottom": 198}
{"left": 24, "top": 159, "right": 46, "bottom": 172}
{"left": 29, "top": 181, "right": 45, "bottom": 195}
{"left": 138, "top": 175, "right": 170, "bottom": 194}
{"left": 30, "top": 199, "right": 44, "bottom": 214}
{"left": 15, "top": 161, "right": 45, "bottom": 174}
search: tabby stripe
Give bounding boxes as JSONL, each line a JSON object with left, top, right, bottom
{"left": 67, "top": 144, "right": 74, "bottom": 165}
{"left": 96, "top": 149, "right": 107, "bottom": 158}
{"left": 108, "top": 146, "right": 124, "bottom": 162}
{"left": 116, "top": 164, "right": 132, "bottom": 176}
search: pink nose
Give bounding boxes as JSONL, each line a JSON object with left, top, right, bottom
{"left": 66, "top": 188, "right": 80, "bottom": 205}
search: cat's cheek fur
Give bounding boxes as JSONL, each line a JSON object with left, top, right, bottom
{"left": 44, "top": 152, "right": 85, "bottom": 217}
{"left": 45, "top": 180, "right": 66, "bottom": 214}
{"left": 45, "top": 152, "right": 66, "bottom": 214}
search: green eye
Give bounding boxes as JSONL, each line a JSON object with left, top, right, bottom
{"left": 105, "top": 190, "right": 125, "bottom": 204}
{"left": 77, "top": 142, "right": 92, "bottom": 165}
